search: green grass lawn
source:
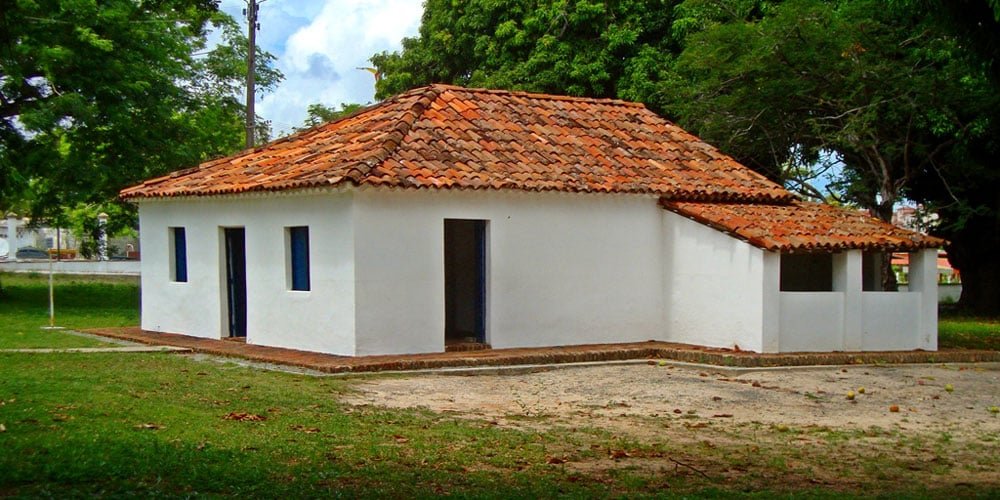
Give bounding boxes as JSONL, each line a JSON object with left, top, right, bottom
{"left": 1, "top": 353, "right": 610, "bottom": 497}
{"left": 3, "top": 353, "right": 997, "bottom": 498}
{"left": 0, "top": 272, "right": 136, "bottom": 349}
{"left": 938, "top": 312, "right": 1000, "bottom": 351}
{"left": 0, "top": 272, "right": 998, "bottom": 496}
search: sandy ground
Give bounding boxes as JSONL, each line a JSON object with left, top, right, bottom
{"left": 345, "top": 361, "right": 1000, "bottom": 439}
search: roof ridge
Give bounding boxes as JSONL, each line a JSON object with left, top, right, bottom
{"left": 341, "top": 85, "right": 444, "bottom": 185}
{"left": 426, "top": 83, "right": 648, "bottom": 109}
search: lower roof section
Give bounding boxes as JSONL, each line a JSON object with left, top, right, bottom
{"left": 661, "top": 199, "right": 946, "bottom": 253}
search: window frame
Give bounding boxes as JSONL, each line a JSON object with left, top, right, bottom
{"left": 287, "top": 226, "right": 310, "bottom": 291}
{"left": 169, "top": 227, "right": 188, "bottom": 283}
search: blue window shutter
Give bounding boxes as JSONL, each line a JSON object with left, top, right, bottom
{"left": 290, "top": 227, "right": 310, "bottom": 291}
{"left": 174, "top": 228, "right": 187, "bottom": 282}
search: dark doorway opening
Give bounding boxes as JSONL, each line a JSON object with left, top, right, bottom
{"left": 444, "top": 219, "right": 487, "bottom": 345}
{"left": 224, "top": 227, "right": 247, "bottom": 338}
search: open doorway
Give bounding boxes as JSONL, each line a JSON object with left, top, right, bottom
{"left": 223, "top": 227, "right": 247, "bottom": 338}
{"left": 444, "top": 219, "right": 488, "bottom": 346}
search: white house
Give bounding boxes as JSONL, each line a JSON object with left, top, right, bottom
{"left": 121, "top": 85, "right": 943, "bottom": 356}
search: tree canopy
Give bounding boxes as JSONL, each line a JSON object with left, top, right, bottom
{"left": 0, "top": 0, "right": 281, "bottom": 227}
{"left": 297, "top": 102, "right": 366, "bottom": 131}
{"left": 371, "top": 0, "right": 680, "bottom": 100}
{"left": 372, "top": 0, "right": 1000, "bottom": 312}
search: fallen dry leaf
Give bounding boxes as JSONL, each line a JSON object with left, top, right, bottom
{"left": 222, "top": 412, "right": 267, "bottom": 422}
{"left": 889, "top": 405, "right": 900, "bottom": 413}
{"left": 711, "top": 414, "right": 734, "bottom": 418}
{"left": 393, "top": 434, "right": 410, "bottom": 444}
{"left": 547, "top": 456, "right": 567, "bottom": 465}
{"left": 0, "top": 423, "right": 6, "bottom": 432}
{"left": 609, "top": 449, "right": 630, "bottom": 459}
{"left": 290, "top": 424, "right": 321, "bottom": 434}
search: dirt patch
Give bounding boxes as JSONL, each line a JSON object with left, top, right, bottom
{"left": 344, "top": 362, "right": 1000, "bottom": 491}
{"left": 345, "top": 362, "right": 1000, "bottom": 438}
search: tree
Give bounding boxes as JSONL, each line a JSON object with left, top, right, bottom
{"left": 297, "top": 103, "right": 365, "bottom": 131}
{"left": 656, "top": 0, "right": 998, "bottom": 307}
{"left": 371, "top": 0, "right": 683, "bottom": 100}
{"left": 899, "top": 0, "right": 1000, "bottom": 313}
{"left": 0, "top": 0, "right": 282, "bottom": 223}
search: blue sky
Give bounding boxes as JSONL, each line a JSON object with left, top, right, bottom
{"left": 218, "top": 0, "right": 424, "bottom": 135}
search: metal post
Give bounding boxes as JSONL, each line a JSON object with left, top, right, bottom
{"left": 41, "top": 252, "right": 63, "bottom": 330}
{"left": 48, "top": 254, "right": 55, "bottom": 327}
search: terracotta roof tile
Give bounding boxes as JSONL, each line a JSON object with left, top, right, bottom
{"left": 662, "top": 200, "right": 946, "bottom": 252}
{"left": 121, "top": 85, "right": 792, "bottom": 202}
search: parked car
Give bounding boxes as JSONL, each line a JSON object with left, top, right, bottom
{"left": 15, "top": 247, "right": 49, "bottom": 259}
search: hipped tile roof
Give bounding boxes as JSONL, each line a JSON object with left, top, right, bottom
{"left": 662, "top": 200, "right": 945, "bottom": 252}
{"left": 122, "top": 84, "right": 943, "bottom": 253}
{"left": 120, "top": 84, "right": 792, "bottom": 202}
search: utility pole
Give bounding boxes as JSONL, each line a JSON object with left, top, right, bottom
{"left": 244, "top": 0, "right": 260, "bottom": 148}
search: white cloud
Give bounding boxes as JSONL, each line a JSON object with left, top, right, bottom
{"left": 253, "top": 0, "right": 424, "bottom": 134}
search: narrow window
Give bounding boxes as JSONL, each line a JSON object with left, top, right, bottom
{"left": 170, "top": 227, "right": 188, "bottom": 282}
{"left": 288, "top": 226, "right": 310, "bottom": 291}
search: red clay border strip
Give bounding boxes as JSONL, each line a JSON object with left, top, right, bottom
{"left": 85, "top": 327, "right": 1000, "bottom": 373}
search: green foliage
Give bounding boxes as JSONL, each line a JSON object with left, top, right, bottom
{"left": 371, "top": 0, "right": 683, "bottom": 100}
{"left": 656, "top": 0, "right": 994, "bottom": 215}
{"left": 0, "top": 0, "right": 282, "bottom": 222}
{"left": 297, "top": 102, "right": 366, "bottom": 131}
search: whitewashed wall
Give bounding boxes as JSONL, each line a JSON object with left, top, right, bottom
{"left": 137, "top": 188, "right": 939, "bottom": 356}
{"left": 137, "top": 192, "right": 358, "bottom": 355}
{"left": 778, "top": 292, "right": 845, "bottom": 352}
{"left": 660, "top": 211, "right": 768, "bottom": 351}
{"left": 351, "top": 188, "right": 665, "bottom": 355}
{"left": 861, "top": 292, "right": 921, "bottom": 350}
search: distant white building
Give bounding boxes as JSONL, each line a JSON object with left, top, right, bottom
{"left": 122, "top": 85, "right": 943, "bottom": 356}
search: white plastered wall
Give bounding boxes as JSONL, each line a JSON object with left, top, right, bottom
{"left": 660, "top": 211, "right": 768, "bottom": 352}
{"left": 137, "top": 187, "right": 938, "bottom": 356}
{"left": 351, "top": 188, "right": 665, "bottom": 355}
{"left": 137, "top": 191, "right": 357, "bottom": 355}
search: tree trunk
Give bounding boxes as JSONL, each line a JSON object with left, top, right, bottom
{"left": 873, "top": 201, "right": 899, "bottom": 292}
{"left": 947, "top": 215, "right": 1000, "bottom": 315}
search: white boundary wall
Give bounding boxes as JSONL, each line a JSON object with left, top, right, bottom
{"left": 0, "top": 260, "right": 140, "bottom": 275}
{"left": 775, "top": 248, "right": 938, "bottom": 352}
